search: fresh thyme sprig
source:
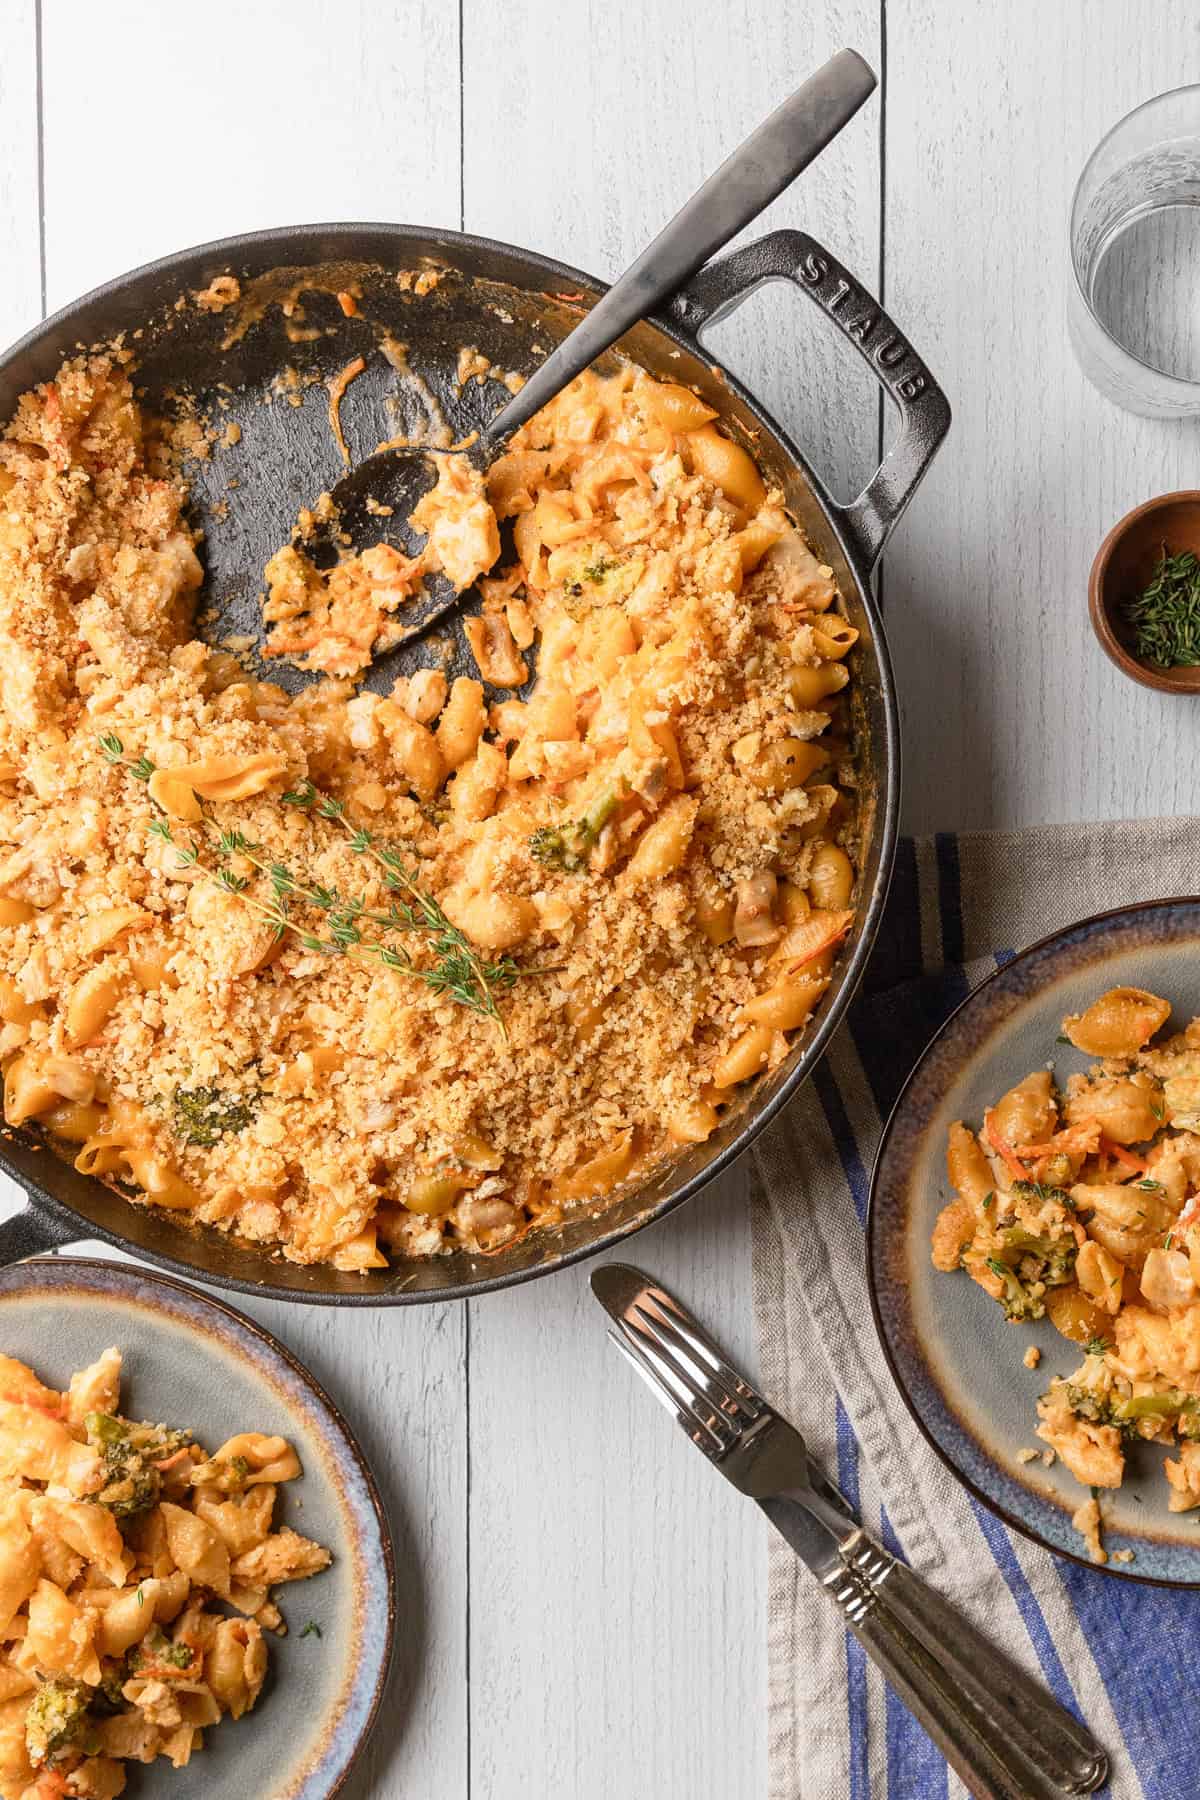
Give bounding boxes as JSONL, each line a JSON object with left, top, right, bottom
{"left": 277, "top": 778, "right": 516, "bottom": 1028}
{"left": 98, "top": 735, "right": 517, "bottom": 1027}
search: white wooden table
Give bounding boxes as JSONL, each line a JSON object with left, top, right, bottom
{"left": 1, "top": 4, "right": 1197, "bottom": 1794}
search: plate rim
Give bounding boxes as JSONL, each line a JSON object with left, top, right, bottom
{"left": 866, "top": 893, "right": 1200, "bottom": 1588}
{"left": 0, "top": 1253, "right": 397, "bottom": 1787}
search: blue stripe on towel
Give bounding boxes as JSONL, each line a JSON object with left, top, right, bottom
{"left": 837, "top": 1399, "right": 871, "bottom": 1800}
{"left": 880, "top": 1508, "right": 948, "bottom": 1800}
{"left": 928, "top": 838, "right": 1116, "bottom": 1778}
{"left": 813, "top": 1060, "right": 871, "bottom": 1226}
{"left": 816, "top": 831, "right": 1200, "bottom": 1798}
{"left": 1055, "top": 1564, "right": 1196, "bottom": 1800}
{"left": 967, "top": 1497, "right": 1084, "bottom": 1717}
{"left": 864, "top": 835, "right": 923, "bottom": 995}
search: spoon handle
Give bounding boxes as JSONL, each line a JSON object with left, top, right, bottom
{"left": 485, "top": 48, "right": 877, "bottom": 447}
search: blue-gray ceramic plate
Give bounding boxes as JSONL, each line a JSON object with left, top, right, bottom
{"left": 869, "top": 898, "right": 1200, "bottom": 1586}
{"left": 0, "top": 1257, "right": 394, "bottom": 1792}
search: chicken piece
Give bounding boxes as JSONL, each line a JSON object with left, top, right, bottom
{"left": 1163, "top": 1068, "right": 1200, "bottom": 1132}
{"left": 1140, "top": 1246, "right": 1198, "bottom": 1311}
{"left": 757, "top": 528, "right": 837, "bottom": 611}
{"left": 262, "top": 541, "right": 424, "bottom": 676}
{"left": 1164, "top": 1441, "right": 1200, "bottom": 1512}
{"left": 1112, "top": 1303, "right": 1200, "bottom": 1390}
{"left": 230, "top": 1526, "right": 331, "bottom": 1588}
{"left": 1143, "top": 1127, "right": 1200, "bottom": 1207}
{"left": 1071, "top": 1496, "right": 1107, "bottom": 1565}
{"left": 931, "top": 1199, "right": 977, "bottom": 1272}
{"left": 1036, "top": 1381, "right": 1125, "bottom": 1487}
{"left": 410, "top": 453, "right": 500, "bottom": 591}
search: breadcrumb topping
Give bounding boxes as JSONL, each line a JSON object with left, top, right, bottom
{"left": 0, "top": 354, "right": 859, "bottom": 1270}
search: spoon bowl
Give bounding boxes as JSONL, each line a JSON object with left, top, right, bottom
{"left": 298, "top": 442, "right": 470, "bottom": 641}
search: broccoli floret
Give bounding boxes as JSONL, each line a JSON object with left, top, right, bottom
{"left": 982, "top": 1216, "right": 1076, "bottom": 1324}
{"left": 529, "top": 788, "right": 620, "bottom": 872}
{"left": 130, "top": 1628, "right": 197, "bottom": 1676}
{"left": 171, "top": 1084, "right": 258, "bottom": 1146}
{"left": 1000, "top": 1225, "right": 1077, "bottom": 1287}
{"left": 985, "top": 1257, "right": 1047, "bottom": 1322}
{"left": 90, "top": 1667, "right": 131, "bottom": 1718}
{"left": 25, "top": 1679, "right": 90, "bottom": 1765}
{"left": 1061, "top": 1382, "right": 1200, "bottom": 1435}
{"left": 1010, "top": 1179, "right": 1074, "bottom": 1212}
{"left": 84, "top": 1413, "right": 191, "bottom": 1518}
{"left": 1063, "top": 1382, "right": 1115, "bottom": 1425}
{"left": 1116, "top": 1390, "right": 1200, "bottom": 1426}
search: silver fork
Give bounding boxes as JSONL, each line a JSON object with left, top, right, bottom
{"left": 592, "top": 1262, "right": 1109, "bottom": 1800}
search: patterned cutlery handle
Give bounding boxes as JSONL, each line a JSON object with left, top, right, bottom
{"left": 824, "top": 1534, "right": 1108, "bottom": 1800}
{"left": 853, "top": 1541, "right": 1108, "bottom": 1794}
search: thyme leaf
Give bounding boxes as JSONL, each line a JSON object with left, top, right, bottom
{"left": 101, "top": 743, "right": 517, "bottom": 1028}
{"left": 1121, "top": 545, "right": 1200, "bottom": 668}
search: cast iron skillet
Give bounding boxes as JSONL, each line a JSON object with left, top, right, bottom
{"left": 0, "top": 222, "right": 949, "bottom": 1303}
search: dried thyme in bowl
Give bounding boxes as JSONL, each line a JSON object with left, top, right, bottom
{"left": 1121, "top": 546, "right": 1200, "bottom": 668}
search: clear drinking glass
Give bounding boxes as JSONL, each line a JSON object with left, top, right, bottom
{"left": 1070, "top": 85, "right": 1200, "bottom": 417}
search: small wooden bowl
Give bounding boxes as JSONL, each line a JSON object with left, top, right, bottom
{"left": 1089, "top": 490, "right": 1200, "bottom": 694}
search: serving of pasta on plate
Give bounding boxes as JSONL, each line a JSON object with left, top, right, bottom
{"left": 932, "top": 985, "right": 1200, "bottom": 1562}
{"left": 0, "top": 333, "right": 861, "bottom": 1272}
{"left": 0, "top": 1344, "right": 330, "bottom": 1799}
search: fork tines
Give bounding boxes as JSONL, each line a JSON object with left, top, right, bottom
{"left": 601, "top": 1272, "right": 769, "bottom": 1462}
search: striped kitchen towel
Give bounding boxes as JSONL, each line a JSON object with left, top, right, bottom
{"left": 751, "top": 817, "right": 1200, "bottom": 1800}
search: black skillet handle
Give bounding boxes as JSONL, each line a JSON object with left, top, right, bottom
{"left": 0, "top": 1198, "right": 79, "bottom": 1264}
{"left": 670, "top": 228, "right": 951, "bottom": 573}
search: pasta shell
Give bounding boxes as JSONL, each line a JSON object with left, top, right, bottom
{"left": 148, "top": 768, "right": 203, "bottom": 822}
{"left": 79, "top": 905, "right": 148, "bottom": 955}
{"left": 179, "top": 753, "right": 288, "bottom": 802}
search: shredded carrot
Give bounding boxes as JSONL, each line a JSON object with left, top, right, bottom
{"left": 152, "top": 1447, "right": 192, "bottom": 1473}
{"left": 336, "top": 290, "right": 360, "bottom": 317}
{"left": 984, "top": 1116, "right": 1030, "bottom": 1183}
{"left": 776, "top": 913, "right": 853, "bottom": 975}
{"left": 787, "top": 928, "right": 850, "bottom": 973}
{"left": 1099, "top": 1137, "right": 1148, "bottom": 1177}
{"left": 327, "top": 354, "right": 367, "bottom": 466}
{"left": 1014, "top": 1122, "right": 1099, "bottom": 1158}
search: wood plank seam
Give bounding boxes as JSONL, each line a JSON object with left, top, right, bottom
{"left": 877, "top": 0, "right": 888, "bottom": 614}
{"left": 34, "top": 0, "right": 45, "bottom": 317}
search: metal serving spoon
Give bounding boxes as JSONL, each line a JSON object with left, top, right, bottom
{"left": 312, "top": 47, "right": 877, "bottom": 639}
